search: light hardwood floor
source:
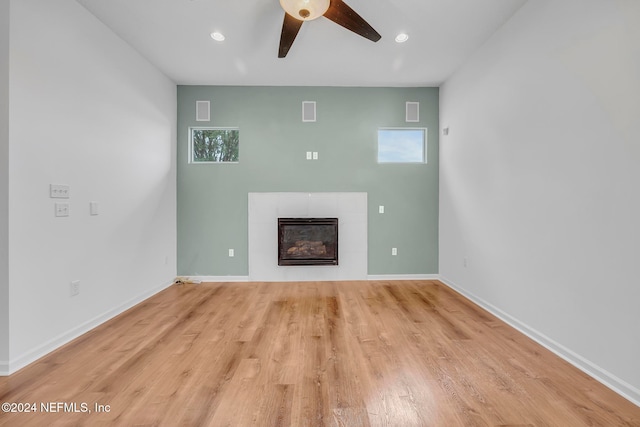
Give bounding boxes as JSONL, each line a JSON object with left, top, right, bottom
{"left": 1, "top": 280, "right": 639, "bottom": 426}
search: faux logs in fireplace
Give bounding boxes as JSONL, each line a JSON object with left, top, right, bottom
{"left": 278, "top": 218, "right": 338, "bottom": 266}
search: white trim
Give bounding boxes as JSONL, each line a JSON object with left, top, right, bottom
{"left": 189, "top": 275, "right": 440, "bottom": 283}
{"left": 188, "top": 276, "right": 438, "bottom": 283}
{"left": 438, "top": 275, "right": 640, "bottom": 407}
{"left": 188, "top": 276, "right": 250, "bottom": 283}
{"left": 0, "top": 360, "right": 9, "bottom": 376}
{"left": 3, "top": 279, "right": 175, "bottom": 376}
{"left": 367, "top": 274, "right": 438, "bottom": 281}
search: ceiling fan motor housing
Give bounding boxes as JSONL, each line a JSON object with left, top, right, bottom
{"left": 280, "top": 0, "right": 330, "bottom": 21}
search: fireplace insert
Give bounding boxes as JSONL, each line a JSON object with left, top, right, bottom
{"left": 278, "top": 218, "right": 338, "bottom": 266}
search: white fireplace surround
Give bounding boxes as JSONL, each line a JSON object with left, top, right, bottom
{"left": 248, "top": 192, "right": 368, "bottom": 281}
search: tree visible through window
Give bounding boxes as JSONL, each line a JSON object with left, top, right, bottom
{"left": 190, "top": 128, "right": 239, "bottom": 163}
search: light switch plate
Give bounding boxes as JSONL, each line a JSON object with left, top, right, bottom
{"left": 50, "top": 184, "right": 70, "bottom": 199}
{"left": 379, "top": 206, "right": 384, "bottom": 214}
{"left": 306, "top": 151, "right": 312, "bottom": 160}
{"left": 312, "top": 152, "right": 318, "bottom": 160}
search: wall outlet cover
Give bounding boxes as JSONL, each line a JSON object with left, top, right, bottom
{"left": 55, "top": 202, "right": 70, "bottom": 217}
{"left": 70, "top": 280, "right": 80, "bottom": 296}
{"left": 90, "top": 201, "right": 99, "bottom": 216}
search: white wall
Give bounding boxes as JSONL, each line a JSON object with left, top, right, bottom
{"left": 0, "top": 0, "right": 10, "bottom": 370}
{"left": 6, "top": 0, "right": 177, "bottom": 372}
{"left": 440, "top": 0, "right": 640, "bottom": 404}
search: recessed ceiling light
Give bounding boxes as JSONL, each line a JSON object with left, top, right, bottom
{"left": 395, "top": 33, "right": 409, "bottom": 43}
{"left": 210, "top": 32, "right": 225, "bottom": 42}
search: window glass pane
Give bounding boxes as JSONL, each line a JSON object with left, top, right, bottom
{"left": 377, "top": 129, "right": 426, "bottom": 163}
{"left": 191, "top": 128, "right": 239, "bottom": 163}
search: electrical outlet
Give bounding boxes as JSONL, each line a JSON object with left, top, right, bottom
{"left": 306, "top": 151, "right": 312, "bottom": 160}
{"left": 312, "top": 152, "right": 318, "bottom": 160}
{"left": 379, "top": 205, "right": 385, "bottom": 214}
{"left": 70, "top": 280, "right": 80, "bottom": 296}
{"left": 228, "top": 249, "right": 235, "bottom": 257}
{"left": 392, "top": 248, "right": 398, "bottom": 256}
{"left": 55, "top": 202, "right": 70, "bottom": 217}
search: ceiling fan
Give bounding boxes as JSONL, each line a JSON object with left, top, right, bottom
{"left": 278, "top": 0, "right": 381, "bottom": 58}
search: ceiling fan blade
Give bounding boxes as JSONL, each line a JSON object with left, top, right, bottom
{"left": 279, "top": 13, "right": 304, "bottom": 58}
{"left": 323, "top": 0, "right": 381, "bottom": 43}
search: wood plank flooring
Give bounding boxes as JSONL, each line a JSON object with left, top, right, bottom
{"left": 1, "top": 280, "right": 639, "bottom": 426}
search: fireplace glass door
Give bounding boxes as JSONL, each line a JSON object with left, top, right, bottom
{"left": 278, "top": 218, "right": 338, "bottom": 266}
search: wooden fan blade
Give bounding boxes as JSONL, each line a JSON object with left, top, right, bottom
{"left": 279, "top": 13, "right": 304, "bottom": 58}
{"left": 323, "top": 0, "right": 381, "bottom": 42}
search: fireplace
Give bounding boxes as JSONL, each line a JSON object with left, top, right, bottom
{"left": 278, "top": 218, "right": 338, "bottom": 266}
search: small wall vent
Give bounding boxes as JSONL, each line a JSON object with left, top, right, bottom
{"left": 196, "top": 100, "right": 210, "bottom": 122}
{"left": 302, "top": 101, "right": 316, "bottom": 122}
{"left": 406, "top": 101, "right": 419, "bottom": 122}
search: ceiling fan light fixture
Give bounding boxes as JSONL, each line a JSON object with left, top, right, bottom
{"left": 279, "top": 0, "right": 330, "bottom": 21}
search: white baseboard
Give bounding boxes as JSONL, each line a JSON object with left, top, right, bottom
{"left": 0, "top": 360, "right": 8, "bottom": 376}
{"left": 4, "top": 278, "right": 175, "bottom": 376}
{"left": 187, "top": 276, "right": 250, "bottom": 283}
{"left": 439, "top": 275, "right": 640, "bottom": 407}
{"left": 367, "top": 274, "right": 439, "bottom": 281}
{"left": 188, "top": 275, "right": 438, "bottom": 283}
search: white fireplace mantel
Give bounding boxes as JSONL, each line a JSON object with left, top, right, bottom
{"left": 248, "top": 192, "right": 368, "bottom": 281}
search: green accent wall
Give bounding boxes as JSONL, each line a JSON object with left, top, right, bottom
{"left": 177, "top": 86, "right": 438, "bottom": 276}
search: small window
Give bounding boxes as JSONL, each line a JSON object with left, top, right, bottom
{"left": 377, "top": 128, "right": 426, "bottom": 163}
{"left": 190, "top": 128, "right": 239, "bottom": 163}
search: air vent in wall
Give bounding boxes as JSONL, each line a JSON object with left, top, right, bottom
{"left": 406, "top": 102, "right": 419, "bottom": 122}
{"left": 302, "top": 101, "right": 316, "bottom": 122}
{"left": 196, "top": 100, "right": 210, "bottom": 122}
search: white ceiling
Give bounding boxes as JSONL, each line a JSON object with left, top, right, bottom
{"left": 76, "top": 0, "right": 527, "bottom": 87}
